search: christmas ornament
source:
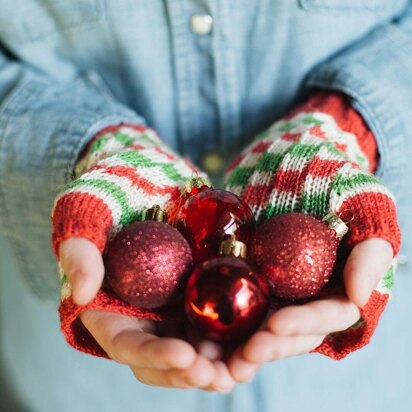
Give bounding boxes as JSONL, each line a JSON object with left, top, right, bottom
{"left": 181, "top": 175, "right": 213, "bottom": 200}
{"left": 249, "top": 212, "right": 348, "bottom": 300}
{"left": 105, "top": 205, "right": 193, "bottom": 309}
{"left": 185, "top": 238, "right": 269, "bottom": 342}
{"left": 174, "top": 178, "right": 255, "bottom": 264}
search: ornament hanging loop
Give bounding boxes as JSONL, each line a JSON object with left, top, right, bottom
{"left": 184, "top": 175, "right": 212, "bottom": 195}
{"left": 338, "top": 209, "right": 355, "bottom": 225}
{"left": 322, "top": 212, "right": 349, "bottom": 240}
{"left": 144, "top": 205, "right": 169, "bottom": 223}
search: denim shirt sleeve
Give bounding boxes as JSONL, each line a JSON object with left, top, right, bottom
{"left": 0, "top": 52, "right": 147, "bottom": 298}
{"left": 303, "top": 2, "right": 412, "bottom": 256}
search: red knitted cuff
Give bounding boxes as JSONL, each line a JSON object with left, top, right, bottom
{"left": 314, "top": 290, "right": 389, "bottom": 360}
{"left": 52, "top": 192, "right": 113, "bottom": 258}
{"left": 292, "top": 92, "right": 379, "bottom": 172}
{"left": 59, "top": 287, "right": 170, "bottom": 359}
{"left": 340, "top": 192, "right": 401, "bottom": 256}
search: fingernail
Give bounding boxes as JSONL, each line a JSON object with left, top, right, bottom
{"left": 359, "top": 279, "right": 374, "bottom": 307}
{"left": 359, "top": 293, "right": 370, "bottom": 308}
{"left": 218, "top": 381, "right": 235, "bottom": 393}
{"left": 173, "top": 354, "right": 195, "bottom": 369}
{"left": 198, "top": 341, "right": 223, "bottom": 361}
{"left": 70, "top": 271, "right": 87, "bottom": 305}
{"left": 70, "top": 270, "right": 81, "bottom": 288}
{"left": 232, "top": 362, "right": 258, "bottom": 383}
{"left": 239, "top": 368, "right": 257, "bottom": 383}
{"left": 259, "top": 345, "right": 274, "bottom": 363}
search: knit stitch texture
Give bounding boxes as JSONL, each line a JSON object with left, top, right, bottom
{"left": 53, "top": 124, "right": 205, "bottom": 357}
{"left": 55, "top": 93, "right": 400, "bottom": 360}
{"left": 225, "top": 92, "right": 400, "bottom": 359}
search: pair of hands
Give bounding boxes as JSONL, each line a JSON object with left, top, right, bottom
{"left": 60, "top": 235, "right": 393, "bottom": 393}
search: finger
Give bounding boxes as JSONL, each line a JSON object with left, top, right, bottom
{"left": 228, "top": 346, "right": 260, "bottom": 383}
{"left": 132, "top": 355, "right": 216, "bottom": 389}
{"left": 202, "top": 361, "right": 236, "bottom": 393}
{"left": 185, "top": 325, "right": 224, "bottom": 361}
{"left": 196, "top": 340, "right": 224, "bottom": 361}
{"left": 344, "top": 238, "right": 393, "bottom": 307}
{"left": 267, "top": 295, "right": 360, "bottom": 336}
{"left": 59, "top": 238, "right": 105, "bottom": 305}
{"left": 242, "top": 330, "right": 325, "bottom": 363}
{"left": 80, "top": 310, "right": 196, "bottom": 369}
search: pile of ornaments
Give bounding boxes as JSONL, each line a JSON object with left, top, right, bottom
{"left": 105, "top": 178, "right": 348, "bottom": 343}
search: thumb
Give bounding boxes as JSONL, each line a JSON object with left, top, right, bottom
{"left": 59, "top": 238, "right": 105, "bottom": 306}
{"left": 343, "top": 238, "right": 393, "bottom": 308}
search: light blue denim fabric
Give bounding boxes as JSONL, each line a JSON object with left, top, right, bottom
{"left": 1, "top": 1, "right": 412, "bottom": 411}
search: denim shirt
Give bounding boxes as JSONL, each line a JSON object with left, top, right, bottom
{"left": 1, "top": 1, "right": 412, "bottom": 411}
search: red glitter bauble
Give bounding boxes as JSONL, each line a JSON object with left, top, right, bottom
{"left": 105, "top": 221, "right": 193, "bottom": 309}
{"left": 249, "top": 213, "right": 339, "bottom": 300}
{"left": 174, "top": 189, "right": 255, "bottom": 264}
{"left": 185, "top": 256, "right": 269, "bottom": 342}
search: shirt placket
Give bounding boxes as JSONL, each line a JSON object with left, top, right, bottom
{"left": 209, "top": 0, "right": 242, "bottom": 151}
{"left": 165, "top": 0, "right": 215, "bottom": 159}
{"left": 165, "top": 0, "right": 242, "bottom": 172}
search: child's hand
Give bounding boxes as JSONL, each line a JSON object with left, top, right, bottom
{"left": 52, "top": 125, "right": 238, "bottom": 391}
{"left": 224, "top": 93, "right": 401, "bottom": 365}
{"left": 59, "top": 237, "right": 236, "bottom": 392}
{"left": 228, "top": 238, "right": 392, "bottom": 382}
{"left": 80, "top": 309, "right": 234, "bottom": 391}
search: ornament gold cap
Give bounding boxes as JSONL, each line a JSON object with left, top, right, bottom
{"left": 144, "top": 205, "right": 168, "bottom": 223}
{"left": 184, "top": 176, "right": 212, "bottom": 194}
{"left": 322, "top": 212, "right": 349, "bottom": 240}
{"left": 219, "top": 237, "right": 247, "bottom": 259}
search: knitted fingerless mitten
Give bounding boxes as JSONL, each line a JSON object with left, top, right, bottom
{"left": 52, "top": 124, "right": 204, "bottom": 358}
{"left": 225, "top": 92, "right": 401, "bottom": 360}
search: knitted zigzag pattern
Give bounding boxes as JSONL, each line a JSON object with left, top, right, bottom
{"left": 53, "top": 124, "right": 205, "bottom": 357}
{"left": 55, "top": 95, "right": 400, "bottom": 360}
{"left": 225, "top": 93, "right": 401, "bottom": 360}
{"left": 52, "top": 124, "right": 203, "bottom": 257}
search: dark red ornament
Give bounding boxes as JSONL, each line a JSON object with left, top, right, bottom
{"left": 174, "top": 189, "right": 255, "bottom": 264}
{"left": 185, "top": 256, "right": 269, "bottom": 342}
{"left": 249, "top": 212, "right": 346, "bottom": 300}
{"left": 105, "top": 219, "right": 192, "bottom": 309}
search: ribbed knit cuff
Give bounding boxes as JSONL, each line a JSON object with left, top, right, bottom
{"left": 314, "top": 290, "right": 389, "bottom": 360}
{"left": 59, "top": 287, "right": 170, "bottom": 359}
{"left": 340, "top": 192, "right": 401, "bottom": 256}
{"left": 52, "top": 192, "right": 113, "bottom": 258}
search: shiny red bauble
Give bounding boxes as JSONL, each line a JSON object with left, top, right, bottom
{"left": 249, "top": 213, "right": 339, "bottom": 300}
{"left": 185, "top": 256, "right": 269, "bottom": 342}
{"left": 105, "top": 220, "right": 192, "bottom": 309}
{"left": 174, "top": 189, "right": 255, "bottom": 264}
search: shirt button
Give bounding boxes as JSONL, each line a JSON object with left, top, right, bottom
{"left": 398, "top": 254, "right": 408, "bottom": 266}
{"left": 190, "top": 14, "right": 213, "bottom": 35}
{"left": 201, "top": 152, "right": 225, "bottom": 174}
